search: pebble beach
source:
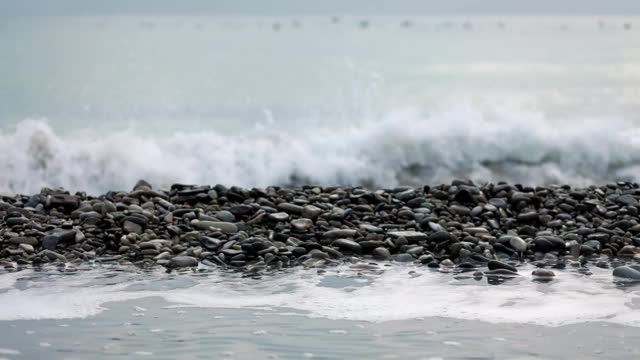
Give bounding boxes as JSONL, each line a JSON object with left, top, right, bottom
{"left": 2, "top": 8, "right": 640, "bottom": 359}
{"left": 2, "top": 179, "right": 640, "bottom": 281}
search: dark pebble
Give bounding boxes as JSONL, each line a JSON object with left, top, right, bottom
{"left": 488, "top": 260, "right": 517, "bottom": 272}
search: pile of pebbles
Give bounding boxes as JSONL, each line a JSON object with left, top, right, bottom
{"left": 1, "top": 179, "right": 640, "bottom": 280}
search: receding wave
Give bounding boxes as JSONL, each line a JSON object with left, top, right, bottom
{"left": 1, "top": 106, "right": 640, "bottom": 194}
{"left": 0, "top": 264, "right": 639, "bottom": 327}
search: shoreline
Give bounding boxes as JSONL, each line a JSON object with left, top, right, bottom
{"left": 3, "top": 297, "right": 638, "bottom": 359}
{"left": 1, "top": 180, "right": 640, "bottom": 280}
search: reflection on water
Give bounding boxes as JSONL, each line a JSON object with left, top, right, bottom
{"left": 0, "top": 261, "right": 639, "bottom": 324}
{"left": 0, "top": 262, "right": 639, "bottom": 358}
{"left": 0, "top": 297, "right": 639, "bottom": 359}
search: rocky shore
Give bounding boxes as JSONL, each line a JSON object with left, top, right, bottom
{"left": 1, "top": 180, "right": 640, "bottom": 280}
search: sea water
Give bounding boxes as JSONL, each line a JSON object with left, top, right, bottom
{"left": 2, "top": 14, "right": 640, "bottom": 359}
{"left": 0, "top": 15, "right": 640, "bottom": 194}
{"left": 0, "top": 263, "right": 639, "bottom": 359}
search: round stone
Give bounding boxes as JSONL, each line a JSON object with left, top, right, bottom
{"left": 332, "top": 239, "right": 362, "bottom": 254}
{"left": 268, "top": 212, "right": 290, "bottom": 222}
{"left": 170, "top": 256, "right": 198, "bottom": 268}
{"left": 215, "top": 210, "right": 236, "bottom": 222}
{"left": 613, "top": 266, "right": 640, "bottom": 280}
{"left": 395, "top": 253, "right": 414, "bottom": 262}
{"left": 291, "top": 218, "right": 313, "bottom": 232}
{"left": 532, "top": 269, "right": 556, "bottom": 277}
{"left": 372, "top": 247, "right": 390, "bottom": 260}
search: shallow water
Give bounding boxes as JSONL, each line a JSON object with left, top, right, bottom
{"left": 3, "top": 298, "right": 639, "bottom": 360}
{"left": 0, "top": 262, "right": 639, "bottom": 359}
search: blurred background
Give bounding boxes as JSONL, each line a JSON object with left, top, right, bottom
{"left": 1, "top": 0, "right": 639, "bottom": 194}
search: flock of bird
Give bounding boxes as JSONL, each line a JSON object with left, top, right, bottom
{"left": 134, "top": 17, "right": 635, "bottom": 32}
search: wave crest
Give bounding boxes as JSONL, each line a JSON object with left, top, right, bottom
{"left": 1, "top": 107, "right": 639, "bottom": 195}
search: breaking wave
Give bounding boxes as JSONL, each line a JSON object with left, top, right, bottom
{"left": 1, "top": 105, "right": 640, "bottom": 195}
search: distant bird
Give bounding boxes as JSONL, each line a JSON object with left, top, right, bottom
{"left": 272, "top": 22, "right": 281, "bottom": 31}
{"left": 401, "top": 19, "right": 412, "bottom": 28}
{"left": 139, "top": 20, "right": 156, "bottom": 30}
{"left": 623, "top": 23, "right": 632, "bottom": 30}
{"left": 359, "top": 20, "right": 370, "bottom": 29}
{"left": 436, "top": 21, "right": 454, "bottom": 31}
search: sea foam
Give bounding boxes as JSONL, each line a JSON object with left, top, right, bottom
{"left": 0, "top": 264, "right": 638, "bottom": 327}
{"left": 1, "top": 105, "right": 639, "bottom": 195}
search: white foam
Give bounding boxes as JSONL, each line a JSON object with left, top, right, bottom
{"left": 1, "top": 110, "right": 639, "bottom": 195}
{"left": 0, "top": 271, "right": 22, "bottom": 290}
{"left": 0, "top": 349, "right": 20, "bottom": 355}
{"left": 133, "top": 351, "right": 153, "bottom": 356}
{"left": 0, "top": 270, "right": 149, "bottom": 320}
{"left": 160, "top": 265, "right": 640, "bottom": 327}
{"left": 0, "top": 265, "right": 638, "bottom": 327}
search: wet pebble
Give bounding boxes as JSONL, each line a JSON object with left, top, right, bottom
{"left": 0, "top": 179, "right": 638, "bottom": 274}
{"left": 488, "top": 260, "right": 517, "bottom": 272}
{"left": 170, "top": 256, "right": 198, "bottom": 268}
{"left": 332, "top": 239, "right": 361, "bottom": 253}
{"left": 612, "top": 266, "right": 640, "bottom": 280}
{"left": 395, "top": 253, "right": 414, "bottom": 262}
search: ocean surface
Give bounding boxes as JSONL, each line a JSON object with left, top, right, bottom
{"left": 1, "top": 15, "right": 640, "bottom": 194}
{"left": 0, "top": 262, "right": 639, "bottom": 359}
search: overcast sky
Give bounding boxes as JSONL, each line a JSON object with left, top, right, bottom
{"left": 2, "top": 0, "right": 640, "bottom": 16}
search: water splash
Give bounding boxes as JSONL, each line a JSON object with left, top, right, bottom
{"left": 1, "top": 106, "right": 639, "bottom": 195}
